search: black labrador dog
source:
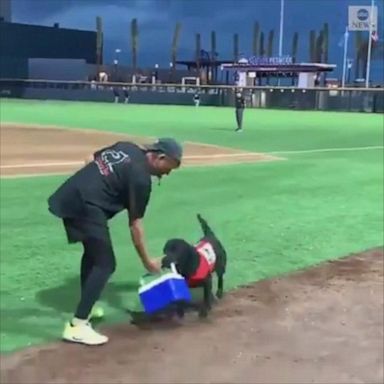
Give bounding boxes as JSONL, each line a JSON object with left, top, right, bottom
{"left": 161, "top": 214, "right": 227, "bottom": 318}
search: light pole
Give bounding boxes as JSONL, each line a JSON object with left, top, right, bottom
{"left": 278, "top": 0, "right": 285, "bottom": 57}
{"left": 365, "top": 0, "right": 375, "bottom": 88}
{"left": 347, "top": 59, "right": 353, "bottom": 84}
{"left": 113, "top": 49, "right": 122, "bottom": 81}
{"left": 277, "top": 0, "right": 285, "bottom": 86}
{"left": 341, "top": 26, "right": 349, "bottom": 88}
{"left": 114, "top": 48, "right": 121, "bottom": 64}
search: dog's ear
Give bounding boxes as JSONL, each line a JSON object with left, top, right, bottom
{"left": 163, "top": 238, "right": 187, "bottom": 254}
{"left": 163, "top": 239, "right": 174, "bottom": 254}
{"left": 163, "top": 239, "right": 193, "bottom": 275}
{"left": 169, "top": 240, "right": 200, "bottom": 277}
{"left": 186, "top": 245, "right": 200, "bottom": 272}
{"left": 175, "top": 240, "right": 196, "bottom": 273}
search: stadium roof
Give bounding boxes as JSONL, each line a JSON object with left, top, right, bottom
{"left": 221, "top": 62, "right": 336, "bottom": 73}
{"left": 176, "top": 59, "right": 233, "bottom": 67}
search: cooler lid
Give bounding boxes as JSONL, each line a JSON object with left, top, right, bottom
{"left": 138, "top": 272, "right": 184, "bottom": 294}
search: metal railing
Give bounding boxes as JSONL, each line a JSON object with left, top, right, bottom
{"left": 1, "top": 78, "right": 383, "bottom": 113}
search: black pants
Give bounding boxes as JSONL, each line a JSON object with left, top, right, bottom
{"left": 63, "top": 205, "right": 116, "bottom": 320}
{"left": 236, "top": 108, "right": 244, "bottom": 129}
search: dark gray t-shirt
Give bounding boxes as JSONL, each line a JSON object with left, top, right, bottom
{"left": 48, "top": 141, "right": 152, "bottom": 224}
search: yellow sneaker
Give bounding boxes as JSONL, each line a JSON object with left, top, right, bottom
{"left": 62, "top": 321, "right": 108, "bottom": 346}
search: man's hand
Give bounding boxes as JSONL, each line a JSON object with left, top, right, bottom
{"left": 143, "top": 258, "right": 161, "bottom": 274}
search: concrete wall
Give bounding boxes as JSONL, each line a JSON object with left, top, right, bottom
{"left": 28, "top": 59, "right": 88, "bottom": 81}
{"left": 0, "top": 83, "right": 382, "bottom": 113}
{"left": 0, "top": 21, "right": 97, "bottom": 79}
{"left": 15, "top": 88, "right": 227, "bottom": 106}
{"left": 0, "top": 22, "right": 97, "bottom": 63}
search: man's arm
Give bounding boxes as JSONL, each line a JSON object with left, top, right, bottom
{"left": 125, "top": 165, "right": 160, "bottom": 273}
{"left": 130, "top": 218, "right": 160, "bottom": 273}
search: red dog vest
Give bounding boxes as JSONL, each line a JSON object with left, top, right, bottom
{"left": 187, "top": 240, "right": 216, "bottom": 287}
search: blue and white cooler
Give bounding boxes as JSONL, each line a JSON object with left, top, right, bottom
{"left": 138, "top": 263, "right": 192, "bottom": 314}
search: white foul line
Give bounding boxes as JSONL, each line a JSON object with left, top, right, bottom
{"left": 270, "top": 146, "right": 384, "bottom": 155}
{"left": 1, "top": 172, "right": 71, "bottom": 179}
{"left": 0, "top": 153, "right": 263, "bottom": 170}
{"left": 0, "top": 146, "right": 382, "bottom": 176}
{"left": 186, "top": 153, "right": 261, "bottom": 159}
{"left": 0, "top": 161, "right": 83, "bottom": 169}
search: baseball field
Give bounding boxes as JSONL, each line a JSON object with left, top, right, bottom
{"left": 0, "top": 98, "right": 383, "bottom": 383}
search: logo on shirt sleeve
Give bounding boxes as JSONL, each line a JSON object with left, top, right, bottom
{"left": 95, "top": 150, "right": 130, "bottom": 176}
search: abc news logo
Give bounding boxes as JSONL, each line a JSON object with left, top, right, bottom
{"left": 349, "top": 6, "right": 377, "bottom": 31}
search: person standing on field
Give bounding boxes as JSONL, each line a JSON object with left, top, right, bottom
{"left": 193, "top": 93, "right": 200, "bottom": 107}
{"left": 48, "top": 138, "right": 183, "bottom": 346}
{"left": 235, "top": 90, "right": 245, "bottom": 132}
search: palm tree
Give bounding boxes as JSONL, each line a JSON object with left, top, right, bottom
{"left": 353, "top": 32, "right": 381, "bottom": 80}
{"left": 291, "top": 32, "right": 299, "bottom": 63}
{"left": 211, "top": 30, "right": 217, "bottom": 58}
{"left": 171, "top": 22, "right": 182, "bottom": 77}
{"left": 322, "top": 23, "right": 329, "bottom": 85}
{"left": 361, "top": 40, "right": 369, "bottom": 79}
{"left": 130, "top": 18, "right": 138, "bottom": 71}
{"left": 322, "top": 23, "right": 329, "bottom": 63}
{"left": 354, "top": 31, "right": 364, "bottom": 79}
{"left": 309, "top": 30, "right": 316, "bottom": 62}
{"left": 211, "top": 30, "right": 217, "bottom": 82}
{"left": 195, "top": 33, "right": 201, "bottom": 73}
{"left": 95, "top": 16, "right": 103, "bottom": 74}
{"left": 267, "top": 29, "right": 275, "bottom": 57}
{"left": 291, "top": 32, "right": 299, "bottom": 85}
{"left": 359, "top": 36, "right": 381, "bottom": 80}
{"left": 253, "top": 22, "right": 260, "bottom": 56}
{"left": 257, "top": 31, "right": 265, "bottom": 85}
{"left": 315, "top": 31, "right": 324, "bottom": 62}
{"left": 233, "top": 33, "right": 239, "bottom": 61}
{"left": 266, "top": 29, "right": 275, "bottom": 85}
{"left": 259, "top": 31, "right": 265, "bottom": 56}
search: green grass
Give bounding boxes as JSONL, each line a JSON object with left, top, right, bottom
{"left": 1, "top": 98, "right": 383, "bottom": 152}
{"left": 0, "top": 99, "right": 383, "bottom": 353}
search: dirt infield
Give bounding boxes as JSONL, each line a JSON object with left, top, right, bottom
{"left": 0, "top": 124, "right": 280, "bottom": 177}
{"left": 1, "top": 247, "right": 383, "bottom": 384}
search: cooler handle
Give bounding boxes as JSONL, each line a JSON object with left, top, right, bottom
{"left": 170, "top": 262, "right": 178, "bottom": 274}
{"left": 139, "top": 263, "right": 178, "bottom": 286}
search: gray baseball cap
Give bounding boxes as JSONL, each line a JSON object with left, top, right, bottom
{"left": 147, "top": 138, "right": 183, "bottom": 165}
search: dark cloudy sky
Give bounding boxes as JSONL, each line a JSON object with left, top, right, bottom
{"left": 10, "top": 0, "right": 384, "bottom": 79}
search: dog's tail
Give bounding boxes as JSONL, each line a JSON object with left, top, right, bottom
{"left": 197, "top": 213, "right": 215, "bottom": 237}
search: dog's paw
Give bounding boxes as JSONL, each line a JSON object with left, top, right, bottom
{"left": 198, "top": 307, "right": 209, "bottom": 318}
{"left": 210, "top": 292, "right": 220, "bottom": 302}
{"left": 176, "top": 307, "right": 185, "bottom": 319}
{"left": 129, "top": 312, "right": 148, "bottom": 325}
